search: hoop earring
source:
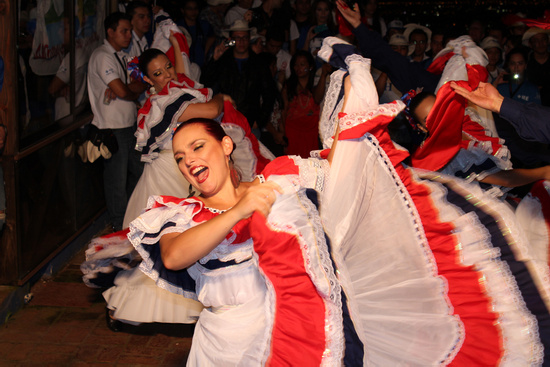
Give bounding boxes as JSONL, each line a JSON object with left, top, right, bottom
{"left": 229, "top": 160, "right": 240, "bottom": 189}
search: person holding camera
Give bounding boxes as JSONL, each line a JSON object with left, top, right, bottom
{"left": 495, "top": 47, "right": 541, "bottom": 105}
{"left": 201, "top": 20, "right": 278, "bottom": 140}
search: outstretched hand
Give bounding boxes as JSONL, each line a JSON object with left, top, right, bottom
{"left": 335, "top": 0, "right": 361, "bottom": 29}
{"left": 450, "top": 81, "right": 504, "bottom": 114}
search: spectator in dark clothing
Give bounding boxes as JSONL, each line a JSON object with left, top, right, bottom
{"left": 177, "top": 0, "right": 214, "bottom": 68}
{"left": 201, "top": 20, "right": 277, "bottom": 139}
{"left": 335, "top": 0, "right": 440, "bottom": 93}
{"left": 524, "top": 27, "right": 550, "bottom": 107}
{"left": 249, "top": 0, "right": 289, "bottom": 38}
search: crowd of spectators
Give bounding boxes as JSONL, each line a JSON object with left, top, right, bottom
{"left": 87, "top": 0, "right": 550, "bottom": 227}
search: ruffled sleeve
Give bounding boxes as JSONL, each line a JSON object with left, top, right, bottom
{"left": 128, "top": 196, "right": 205, "bottom": 300}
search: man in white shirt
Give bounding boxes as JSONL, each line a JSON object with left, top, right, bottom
{"left": 87, "top": 12, "right": 146, "bottom": 231}
{"left": 125, "top": 1, "right": 151, "bottom": 58}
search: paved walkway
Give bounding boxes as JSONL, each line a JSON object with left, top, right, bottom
{"left": 0, "top": 246, "right": 194, "bottom": 366}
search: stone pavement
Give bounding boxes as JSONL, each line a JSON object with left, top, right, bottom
{"left": 0, "top": 246, "right": 194, "bottom": 366}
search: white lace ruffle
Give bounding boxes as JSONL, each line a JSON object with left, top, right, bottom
{"left": 136, "top": 86, "right": 210, "bottom": 163}
{"left": 319, "top": 70, "right": 345, "bottom": 149}
{"left": 338, "top": 101, "right": 406, "bottom": 132}
{"left": 266, "top": 175, "right": 345, "bottom": 365}
{"left": 416, "top": 170, "right": 546, "bottom": 366}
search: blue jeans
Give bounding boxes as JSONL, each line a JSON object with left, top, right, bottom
{"left": 103, "top": 127, "right": 144, "bottom": 231}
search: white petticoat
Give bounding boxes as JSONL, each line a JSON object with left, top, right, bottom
{"left": 103, "top": 267, "right": 203, "bottom": 324}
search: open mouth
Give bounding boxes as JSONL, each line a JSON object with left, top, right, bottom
{"left": 191, "top": 166, "right": 208, "bottom": 183}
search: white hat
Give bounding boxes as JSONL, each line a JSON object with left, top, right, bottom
{"left": 389, "top": 34, "right": 408, "bottom": 47}
{"left": 522, "top": 27, "right": 550, "bottom": 46}
{"left": 403, "top": 23, "right": 432, "bottom": 53}
{"left": 480, "top": 36, "right": 502, "bottom": 51}
{"left": 222, "top": 20, "right": 256, "bottom": 38}
{"left": 207, "top": 0, "right": 232, "bottom": 6}
{"left": 387, "top": 19, "right": 404, "bottom": 30}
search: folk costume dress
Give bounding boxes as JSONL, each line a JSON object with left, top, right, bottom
{"left": 84, "top": 81, "right": 273, "bottom": 326}
{"left": 317, "top": 37, "right": 550, "bottom": 365}
{"left": 130, "top": 158, "right": 364, "bottom": 366}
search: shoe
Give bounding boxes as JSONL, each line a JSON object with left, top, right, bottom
{"left": 105, "top": 307, "right": 123, "bottom": 332}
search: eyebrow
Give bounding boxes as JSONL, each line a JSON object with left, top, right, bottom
{"left": 174, "top": 138, "right": 206, "bottom": 154}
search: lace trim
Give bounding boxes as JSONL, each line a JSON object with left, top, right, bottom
{"left": 338, "top": 102, "right": 406, "bottom": 132}
{"left": 291, "top": 157, "right": 330, "bottom": 193}
{"left": 417, "top": 171, "right": 545, "bottom": 365}
{"left": 363, "top": 134, "right": 465, "bottom": 363}
{"left": 266, "top": 189, "right": 345, "bottom": 365}
{"left": 319, "top": 70, "right": 345, "bottom": 149}
{"left": 136, "top": 87, "right": 209, "bottom": 163}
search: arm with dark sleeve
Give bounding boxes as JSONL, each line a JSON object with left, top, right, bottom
{"left": 200, "top": 56, "right": 222, "bottom": 91}
{"left": 352, "top": 23, "right": 439, "bottom": 93}
{"left": 499, "top": 97, "right": 550, "bottom": 144}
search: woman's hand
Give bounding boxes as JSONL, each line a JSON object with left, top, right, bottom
{"left": 231, "top": 181, "right": 282, "bottom": 219}
{"left": 335, "top": 0, "right": 361, "bottom": 29}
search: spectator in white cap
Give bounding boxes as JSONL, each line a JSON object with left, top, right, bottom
{"left": 385, "top": 19, "right": 405, "bottom": 42}
{"left": 404, "top": 23, "right": 432, "bottom": 69}
{"left": 480, "top": 36, "right": 504, "bottom": 84}
{"left": 374, "top": 33, "right": 408, "bottom": 103}
{"left": 524, "top": 27, "right": 550, "bottom": 106}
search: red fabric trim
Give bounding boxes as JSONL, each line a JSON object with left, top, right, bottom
{"left": 261, "top": 156, "right": 300, "bottom": 178}
{"left": 347, "top": 115, "right": 503, "bottom": 364}
{"left": 427, "top": 52, "right": 454, "bottom": 75}
{"left": 165, "top": 33, "right": 190, "bottom": 66}
{"left": 251, "top": 212, "right": 326, "bottom": 366}
{"left": 411, "top": 82, "right": 468, "bottom": 171}
{"left": 461, "top": 114, "right": 504, "bottom": 155}
{"left": 221, "top": 101, "right": 271, "bottom": 173}
{"left": 529, "top": 181, "right": 550, "bottom": 267}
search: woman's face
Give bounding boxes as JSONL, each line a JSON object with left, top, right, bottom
{"left": 144, "top": 54, "right": 177, "bottom": 92}
{"left": 507, "top": 53, "right": 526, "bottom": 77}
{"left": 173, "top": 123, "right": 234, "bottom": 197}
{"left": 412, "top": 95, "right": 436, "bottom": 132}
{"left": 293, "top": 55, "right": 311, "bottom": 78}
{"left": 315, "top": 1, "right": 330, "bottom": 25}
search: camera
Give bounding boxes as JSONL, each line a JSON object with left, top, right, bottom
{"left": 503, "top": 73, "right": 520, "bottom": 82}
{"left": 224, "top": 39, "right": 236, "bottom": 47}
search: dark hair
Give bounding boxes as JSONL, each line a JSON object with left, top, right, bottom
{"left": 174, "top": 118, "right": 236, "bottom": 154}
{"left": 266, "top": 27, "right": 286, "bottom": 43}
{"left": 286, "top": 50, "right": 315, "bottom": 101}
{"left": 408, "top": 91, "right": 435, "bottom": 123}
{"left": 506, "top": 46, "right": 529, "bottom": 68}
{"left": 138, "top": 48, "right": 167, "bottom": 79}
{"left": 104, "top": 12, "right": 131, "bottom": 36}
{"left": 311, "top": 0, "right": 336, "bottom": 31}
{"left": 409, "top": 28, "right": 428, "bottom": 41}
{"left": 126, "top": 1, "right": 150, "bottom": 20}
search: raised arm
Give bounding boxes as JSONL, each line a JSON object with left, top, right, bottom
{"left": 177, "top": 94, "right": 233, "bottom": 122}
{"left": 169, "top": 31, "right": 186, "bottom": 75}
